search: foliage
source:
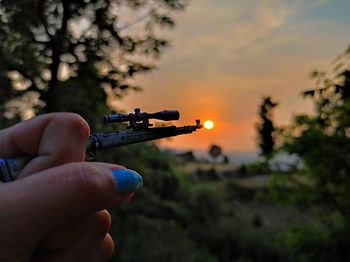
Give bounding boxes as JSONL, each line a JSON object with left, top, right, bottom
{"left": 267, "top": 45, "right": 350, "bottom": 260}
{"left": 278, "top": 220, "right": 350, "bottom": 262}
{"left": 0, "top": 0, "right": 188, "bottom": 126}
{"left": 239, "top": 161, "right": 271, "bottom": 176}
{"left": 97, "top": 144, "right": 289, "bottom": 261}
{"left": 280, "top": 46, "right": 350, "bottom": 221}
{"left": 256, "top": 96, "right": 278, "bottom": 160}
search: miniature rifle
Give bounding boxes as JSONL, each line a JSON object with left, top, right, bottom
{"left": 0, "top": 108, "right": 202, "bottom": 182}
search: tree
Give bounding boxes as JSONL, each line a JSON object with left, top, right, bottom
{"left": 256, "top": 96, "right": 278, "bottom": 159}
{"left": 281, "top": 47, "right": 350, "bottom": 221}
{"left": 269, "top": 46, "right": 350, "bottom": 261}
{"left": 0, "top": 0, "right": 188, "bottom": 126}
{"left": 209, "top": 144, "right": 222, "bottom": 163}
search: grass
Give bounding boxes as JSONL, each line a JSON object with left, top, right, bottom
{"left": 183, "top": 162, "right": 238, "bottom": 173}
{"left": 178, "top": 160, "right": 311, "bottom": 237}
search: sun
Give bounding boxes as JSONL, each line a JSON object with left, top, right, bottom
{"left": 204, "top": 120, "right": 215, "bottom": 130}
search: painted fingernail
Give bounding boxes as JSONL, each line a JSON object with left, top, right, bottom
{"left": 112, "top": 169, "right": 143, "bottom": 194}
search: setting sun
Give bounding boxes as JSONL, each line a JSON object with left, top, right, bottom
{"left": 204, "top": 120, "right": 215, "bottom": 130}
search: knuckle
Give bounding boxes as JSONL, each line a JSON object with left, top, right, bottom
{"left": 48, "top": 112, "right": 90, "bottom": 141}
{"left": 46, "top": 113, "right": 90, "bottom": 162}
{"left": 60, "top": 113, "right": 90, "bottom": 141}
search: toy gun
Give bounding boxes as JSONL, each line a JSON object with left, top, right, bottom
{"left": 0, "top": 108, "right": 202, "bottom": 182}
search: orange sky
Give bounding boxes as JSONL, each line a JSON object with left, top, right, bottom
{"left": 115, "top": 0, "right": 350, "bottom": 152}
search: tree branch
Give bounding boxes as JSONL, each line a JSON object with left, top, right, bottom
{"left": 0, "top": 51, "right": 44, "bottom": 97}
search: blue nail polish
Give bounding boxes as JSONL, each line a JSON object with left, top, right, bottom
{"left": 112, "top": 169, "right": 143, "bottom": 194}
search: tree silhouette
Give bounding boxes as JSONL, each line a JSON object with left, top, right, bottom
{"left": 256, "top": 96, "right": 278, "bottom": 159}
{"left": 209, "top": 144, "right": 222, "bottom": 163}
{"left": 0, "top": 0, "right": 188, "bottom": 126}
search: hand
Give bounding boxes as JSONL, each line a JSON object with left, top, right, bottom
{"left": 0, "top": 113, "right": 142, "bottom": 262}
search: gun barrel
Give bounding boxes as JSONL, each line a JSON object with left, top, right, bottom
{"left": 87, "top": 124, "right": 200, "bottom": 155}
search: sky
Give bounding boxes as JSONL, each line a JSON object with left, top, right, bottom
{"left": 116, "top": 0, "right": 350, "bottom": 152}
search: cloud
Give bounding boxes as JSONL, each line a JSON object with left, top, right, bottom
{"left": 228, "top": 0, "right": 291, "bottom": 56}
{"left": 309, "top": 0, "right": 330, "bottom": 6}
{"left": 158, "top": 0, "right": 298, "bottom": 72}
{"left": 257, "top": 0, "right": 291, "bottom": 29}
{"left": 119, "top": 0, "right": 350, "bottom": 151}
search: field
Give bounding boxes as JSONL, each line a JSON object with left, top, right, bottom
{"left": 182, "top": 161, "right": 309, "bottom": 236}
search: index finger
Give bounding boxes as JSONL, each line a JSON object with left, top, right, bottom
{"left": 0, "top": 113, "right": 90, "bottom": 177}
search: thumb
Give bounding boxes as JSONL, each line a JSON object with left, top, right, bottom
{"left": 0, "top": 162, "right": 142, "bottom": 236}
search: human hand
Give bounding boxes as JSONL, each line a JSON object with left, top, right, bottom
{"left": 0, "top": 113, "right": 142, "bottom": 261}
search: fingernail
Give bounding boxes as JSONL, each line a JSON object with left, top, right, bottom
{"left": 112, "top": 169, "right": 143, "bottom": 194}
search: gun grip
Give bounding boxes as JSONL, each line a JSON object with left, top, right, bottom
{"left": 0, "top": 156, "right": 32, "bottom": 182}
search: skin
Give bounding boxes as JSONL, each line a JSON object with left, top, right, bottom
{"left": 0, "top": 113, "right": 133, "bottom": 261}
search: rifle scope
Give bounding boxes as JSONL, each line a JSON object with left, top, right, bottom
{"left": 103, "top": 109, "right": 180, "bottom": 123}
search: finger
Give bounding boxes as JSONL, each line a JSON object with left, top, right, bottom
{"left": 32, "top": 210, "right": 112, "bottom": 262}
{"left": 0, "top": 113, "right": 90, "bottom": 177}
{"left": 38, "top": 215, "right": 93, "bottom": 250}
{"left": 0, "top": 113, "right": 89, "bottom": 158}
{"left": 36, "top": 163, "right": 127, "bottom": 250}
{"left": 29, "top": 163, "right": 129, "bottom": 250}
{"left": 39, "top": 210, "right": 111, "bottom": 251}
{"left": 0, "top": 162, "right": 141, "bottom": 237}
{"left": 89, "top": 234, "right": 115, "bottom": 262}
